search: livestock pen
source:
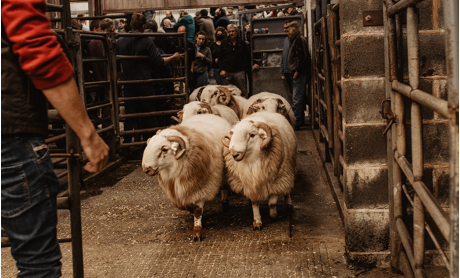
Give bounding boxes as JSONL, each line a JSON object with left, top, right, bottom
{"left": 1, "top": 0, "right": 458, "bottom": 277}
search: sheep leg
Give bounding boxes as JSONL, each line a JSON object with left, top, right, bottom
{"left": 251, "top": 201, "right": 263, "bottom": 230}
{"left": 192, "top": 200, "right": 205, "bottom": 241}
{"left": 268, "top": 195, "right": 279, "bottom": 219}
{"left": 221, "top": 184, "right": 229, "bottom": 212}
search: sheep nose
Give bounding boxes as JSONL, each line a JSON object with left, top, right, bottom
{"left": 230, "top": 149, "right": 244, "bottom": 161}
{"left": 142, "top": 165, "right": 157, "bottom": 176}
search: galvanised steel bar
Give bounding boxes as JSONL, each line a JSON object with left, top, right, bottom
{"left": 86, "top": 102, "right": 113, "bottom": 111}
{"left": 183, "top": 33, "right": 189, "bottom": 104}
{"left": 386, "top": 0, "right": 423, "bottom": 18}
{"left": 443, "top": 1, "right": 459, "bottom": 277}
{"left": 118, "top": 94, "right": 187, "bottom": 102}
{"left": 400, "top": 252, "right": 416, "bottom": 278}
{"left": 118, "top": 77, "right": 186, "bottom": 85}
{"left": 394, "top": 152, "right": 450, "bottom": 241}
{"left": 321, "top": 17, "right": 334, "bottom": 152}
{"left": 384, "top": 1, "right": 403, "bottom": 270}
{"left": 391, "top": 81, "right": 450, "bottom": 119}
{"left": 396, "top": 217, "right": 416, "bottom": 271}
{"left": 110, "top": 32, "right": 121, "bottom": 150}
{"left": 119, "top": 110, "right": 182, "bottom": 119}
{"left": 407, "top": 7, "right": 425, "bottom": 277}
{"left": 402, "top": 184, "right": 451, "bottom": 271}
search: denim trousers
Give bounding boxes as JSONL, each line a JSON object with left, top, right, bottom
{"left": 213, "top": 68, "right": 223, "bottom": 85}
{"left": 291, "top": 71, "right": 307, "bottom": 126}
{"left": 222, "top": 71, "right": 247, "bottom": 97}
{"left": 2, "top": 136, "right": 62, "bottom": 278}
{"left": 194, "top": 71, "right": 209, "bottom": 88}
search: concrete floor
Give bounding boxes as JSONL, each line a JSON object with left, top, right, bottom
{"left": 0, "top": 128, "right": 423, "bottom": 277}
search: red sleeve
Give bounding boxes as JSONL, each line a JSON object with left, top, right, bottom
{"left": 1, "top": 0, "right": 74, "bottom": 90}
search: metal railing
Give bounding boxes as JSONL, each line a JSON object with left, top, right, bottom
{"left": 383, "top": 0, "right": 458, "bottom": 277}
{"left": 111, "top": 32, "right": 188, "bottom": 148}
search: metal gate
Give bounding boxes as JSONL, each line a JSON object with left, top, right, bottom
{"left": 383, "top": 0, "right": 458, "bottom": 277}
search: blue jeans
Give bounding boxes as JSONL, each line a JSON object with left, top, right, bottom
{"left": 195, "top": 71, "right": 209, "bottom": 88}
{"left": 213, "top": 68, "right": 223, "bottom": 85}
{"left": 291, "top": 71, "right": 307, "bottom": 127}
{"left": 2, "top": 136, "right": 62, "bottom": 278}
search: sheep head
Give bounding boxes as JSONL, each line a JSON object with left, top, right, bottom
{"left": 215, "top": 86, "right": 233, "bottom": 106}
{"left": 181, "top": 101, "right": 213, "bottom": 122}
{"left": 142, "top": 131, "right": 188, "bottom": 176}
{"left": 224, "top": 120, "right": 272, "bottom": 161}
{"left": 200, "top": 86, "right": 220, "bottom": 105}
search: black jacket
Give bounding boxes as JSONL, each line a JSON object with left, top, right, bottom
{"left": 2, "top": 25, "right": 49, "bottom": 136}
{"left": 218, "top": 38, "right": 250, "bottom": 73}
{"left": 288, "top": 32, "right": 311, "bottom": 75}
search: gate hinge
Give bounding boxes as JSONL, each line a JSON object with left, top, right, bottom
{"left": 379, "top": 99, "right": 395, "bottom": 135}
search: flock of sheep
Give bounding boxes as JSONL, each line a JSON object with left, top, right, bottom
{"left": 142, "top": 85, "right": 298, "bottom": 240}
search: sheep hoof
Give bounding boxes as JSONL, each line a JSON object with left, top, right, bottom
{"left": 192, "top": 226, "right": 202, "bottom": 241}
{"left": 253, "top": 221, "right": 262, "bottom": 231}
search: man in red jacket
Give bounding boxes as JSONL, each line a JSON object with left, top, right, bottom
{"left": 2, "top": 1, "right": 109, "bottom": 276}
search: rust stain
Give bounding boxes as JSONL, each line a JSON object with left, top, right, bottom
{"left": 432, "top": 0, "right": 441, "bottom": 30}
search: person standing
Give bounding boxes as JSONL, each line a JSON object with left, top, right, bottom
{"left": 195, "top": 9, "right": 215, "bottom": 45}
{"left": 218, "top": 24, "right": 250, "bottom": 97}
{"left": 227, "top": 7, "right": 236, "bottom": 20}
{"left": 2, "top": 1, "right": 109, "bottom": 277}
{"left": 77, "top": 13, "right": 90, "bottom": 31}
{"left": 238, "top": 6, "right": 250, "bottom": 27}
{"left": 117, "top": 13, "right": 181, "bottom": 143}
{"left": 192, "top": 31, "right": 212, "bottom": 89}
{"left": 209, "top": 27, "right": 227, "bottom": 85}
{"left": 215, "top": 8, "right": 231, "bottom": 29}
{"left": 173, "top": 12, "right": 195, "bottom": 43}
{"left": 285, "top": 20, "right": 310, "bottom": 130}
{"left": 280, "top": 26, "right": 293, "bottom": 99}
{"left": 160, "top": 10, "right": 176, "bottom": 28}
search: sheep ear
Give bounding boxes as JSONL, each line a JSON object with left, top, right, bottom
{"left": 147, "top": 137, "right": 152, "bottom": 145}
{"left": 221, "top": 135, "right": 231, "bottom": 148}
{"left": 254, "top": 122, "right": 272, "bottom": 150}
{"left": 171, "top": 142, "right": 186, "bottom": 159}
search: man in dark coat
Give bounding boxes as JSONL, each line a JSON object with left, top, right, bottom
{"left": 160, "top": 10, "right": 176, "bottom": 28}
{"left": 195, "top": 9, "right": 215, "bottom": 45}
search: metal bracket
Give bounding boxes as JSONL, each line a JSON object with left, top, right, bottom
{"left": 363, "top": 10, "right": 384, "bottom": 26}
{"left": 380, "top": 99, "right": 395, "bottom": 135}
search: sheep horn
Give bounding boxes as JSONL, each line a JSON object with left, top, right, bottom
{"left": 254, "top": 122, "right": 272, "bottom": 150}
{"left": 246, "top": 106, "right": 255, "bottom": 115}
{"left": 165, "top": 135, "right": 186, "bottom": 159}
{"left": 221, "top": 135, "right": 231, "bottom": 148}
{"left": 171, "top": 116, "right": 181, "bottom": 123}
{"left": 216, "top": 86, "right": 232, "bottom": 106}
{"left": 276, "top": 99, "right": 287, "bottom": 115}
{"left": 196, "top": 86, "right": 206, "bottom": 101}
{"left": 199, "top": 102, "right": 213, "bottom": 114}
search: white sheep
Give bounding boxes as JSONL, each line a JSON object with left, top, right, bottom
{"left": 221, "top": 111, "right": 297, "bottom": 231}
{"left": 244, "top": 92, "right": 296, "bottom": 128}
{"left": 172, "top": 101, "right": 239, "bottom": 126}
{"left": 189, "top": 85, "right": 242, "bottom": 102}
{"left": 200, "top": 86, "right": 248, "bottom": 119}
{"left": 142, "top": 114, "right": 231, "bottom": 240}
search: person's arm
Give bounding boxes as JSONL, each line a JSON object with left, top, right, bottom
{"left": 147, "top": 39, "right": 181, "bottom": 67}
{"left": 218, "top": 42, "right": 225, "bottom": 72}
{"left": 295, "top": 35, "right": 307, "bottom": 72}
{"left": 2, "top": 0, "right": 108, "bottom": 172}
{"left": 42, "top": 77, "right": 109, "bottom": 172}
{"left": 203, "top": 48, "right": 213, "bottom": 67}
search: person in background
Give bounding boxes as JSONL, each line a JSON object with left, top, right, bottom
{"left": 118, "top": 19, "right": 125, "bottom": 33}
{"left": 77, "top": 13, "right": 90, "bottom": 31}
{"left": 227, "top": 7, "right": 236, "bottom": 20}
{"left": 195, "top": 9, "right": 215, "bottom": 45}
{"left": 279, "top": 23, "right": 293, "bottom": 99}
{"left": 213, "top": 8, "right": 221, "bottom": 26}
{"left": 2, "top": 1, "right": 109, "bottom": 276}
{"left": 215, "top": 8, "right": 230, "bottom": 29}
{"left": 192, "top": 31, "right": 212, "bottom": 89}
{"left": 177, "top": 25, "right": 197, "bottom": 92}
{"left": 238, "top": 6, "right": 250, "bottom": 27}
{"left": 218, "top": 24, "right": 250, "bottom": 97}
{"left": 209, "top": 27, "right": 227, "bottom": 85}
{"left": 100, "top": 18, "right": 115, "bottom": 34}
{"left": 288, "top": 7, "right": 299, "bottom": 16}
{"left": 90, "top": 19, "right": 101, "bottom": 32}
{"left": 88, "top": 19, "right": 104, "bottom": 106}
{"left": 143, "top": 10, "right": 156, "bottom": 20}
{"left": 160, "top": 10, "right": 176, "bottom": 28}
{"left": 277, "top": 9, "right": 285, "bottom": 17}
{"left": 285, "top": 20, "right": 310, "bottom": 130}
{"left": 163, "top": 18, "right": 172, "bottom": 28}
{"left": 71, "top": 18, "right": 82, "bottom": 30}
{"left": 173, "top": 11, "right": 195, "bottom": 43}
{"left": 144, "top": 19, "right": 175, "bottom": 53}
{"left": 117, "top": 13, "right": 181, "bottom": 143}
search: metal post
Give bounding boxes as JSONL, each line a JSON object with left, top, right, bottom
{"left": 322, "top": 15, "right": 333, "bottom": 163}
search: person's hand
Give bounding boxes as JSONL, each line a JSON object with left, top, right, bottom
{"left": 280, "top": 74, "right": 285, "bottom": 80}
{"left": 220, "top": 70, "right": 226, "bottom": 77}
{"left": 252, "top": 64, "right": 260, "bottom": 70}
{"left": 293, "top": 71, "right": 299, "bottom": 80}
{"left": 191, "top": 67, "right": 194, "bottom": 73}
{"left": 80, "top": 131, "right": 109, "bottom": 173}
{"left": 172, "top": 52, "right": 182, "bottom": 61}
{"left": 215, "top": 58, "right": 218, "bottom": 63}
{"left": 196, "top": 52, "right": 204, "bottom": 59}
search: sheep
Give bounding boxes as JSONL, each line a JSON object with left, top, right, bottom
{"left": 172, "top": 101, "right": 239, "bottom": 126}
{"left": 189, "top": 85, "right": 242, "bottom": 102}
{"left": 142, "top": 114, "right": 231, "bottom": 240}
{"left": 221, "top": 111, "right": 297, "bottom": 231}
{"left": 200, "top": 86, "right": 248, "bottom": 119}
{"left": 244, "top": 92, "right": 296, "bottom": 128}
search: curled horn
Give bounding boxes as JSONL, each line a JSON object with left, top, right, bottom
{"left": 216, "top": 86, "right": 232, "bottom": 106}
{"left": 246, "top": 106, "right": 255, "bottom": 115}
{"left": 165, "top": 135, "right": 186, "bottom": 159}
{"left": 254, "top": 122, "right": 272, "bottom": 150}
{"left": 276, "top": 98, "right": 287, "bottom": 115}
{"left": 199, "top": 102, "right": 213, "bottom": 114}
{"left": 197, "top": 86, "right": 206, "bottom": 101}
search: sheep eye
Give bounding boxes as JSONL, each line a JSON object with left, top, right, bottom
{"left": 214, "top": 92, "right": 217, "bottom": 95}
{"left": 161, "top": 148, "right": 168, "bottom": 153}
{"left": 250, "top": 134, "right": 255, "bottom": 138}
{"left": 262, "top": 106, "right": 265, "bottom": 110}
